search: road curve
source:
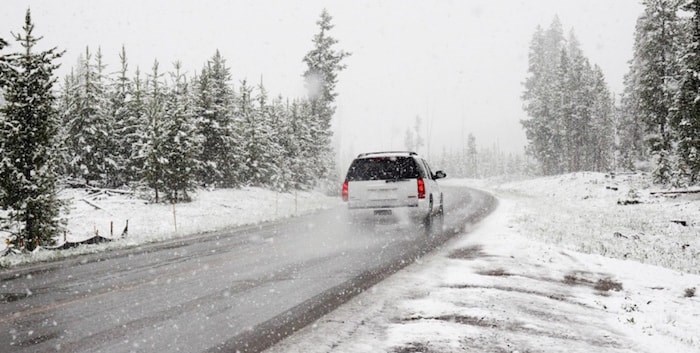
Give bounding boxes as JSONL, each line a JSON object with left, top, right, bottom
{"left": 0, "top": 185, "right": 496, "bottom": 353}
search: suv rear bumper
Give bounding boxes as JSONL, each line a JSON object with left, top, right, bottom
{"left": 346, "top": 200, "right": 430, "bottom": 222}
{"left": 347, "top": 204, "right": 419, "bottom": 209}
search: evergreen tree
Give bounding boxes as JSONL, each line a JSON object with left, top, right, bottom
{"left": 627, "top": 0, "right": 683, "bottom": 183}
{"left": 268, "top": 96, "right": 289, "bottom": 191}
{"left": 64, "top": 46, "right": 115, "bottom": 185}
{"left": 56, "top": 69, "right": 77, "bottom": 178}
{"left": 285, "top": 99, "right": 315, "bottom": 188}
{"left": 565, "top": 32, "right": 596, "bottom": 172}
{"left": 110, "top": 45, "right": 139, "bottom": 186}
{"left": 618, "top": 49, "right": 647, "bottom": 170}
{"left": 194, "top": 51, "right": 239, "bottom": 187}
{"left": 522, "top": 18, "right": 616, "bottom": 175}
{"left": 521, "top": 20, "right": 567, "bottom": 175}
{"left": 237, "top": 79, "right": 259, "bottom": 183}
{"left": 590, "top": 66, "right": 615, "bottom": 171}
{"left": 140, "top": 60, "right": 167, "bottom": 202}
{"left": 0, "top": 10, "right": 63, "bottom": 250}
{"left": 161, "top": 62, "right": 199, "bottom": 202}
{"left": 94, "top": 47, "right": 119, "bottom": 185}
{"left": 127, "top": 67, "right": 147, "bottom": 181}
{"left": 240, "top": 79, "right": 280, "bottom": 186}
{"left": 672, "top": 0, "right": 700, "bottom": 183}
{"left": 302, "top": 9, "right": 350, "bottom": 181}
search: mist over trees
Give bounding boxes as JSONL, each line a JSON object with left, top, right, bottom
{"left": 619, "top": 0, "right": 700, "bottom": 185}
{"left": 0, "top": 9, "right": 348, "bottom": 250}
{"left": 436, "top": 135, "right": 531, "bottom": 179}
{"left": 521, "top": 17, "right": 615, "bottom": 176}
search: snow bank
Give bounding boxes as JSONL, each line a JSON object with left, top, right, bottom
{"left": 447, "top": 172, "right": 700, "bottom": 274}
{"left": 0, "top": 187, "right": 340, "bottom": 267}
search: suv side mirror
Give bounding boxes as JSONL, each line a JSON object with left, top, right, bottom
{"left": 434, "top": 170, "right": 446, "bottom": 179}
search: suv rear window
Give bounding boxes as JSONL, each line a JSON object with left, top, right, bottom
{"left": 346, "top": 157, "right": 420, "bottom": 181}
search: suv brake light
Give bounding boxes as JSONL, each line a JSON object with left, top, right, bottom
{"left": 342, "top": 180, "right": 349, "bottom": 201}
{"left": 417, "top": 178, "right": 426, "bottom": 199}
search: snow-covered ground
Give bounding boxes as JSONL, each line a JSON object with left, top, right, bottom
{"left": 0, "top": 187, "right": 340, "bottom": 267}
{"left": 488, "top": 172, "right": 700, "bottom": 274}
{"left": 268, "top": 174, "right": 700, "bottom": 353}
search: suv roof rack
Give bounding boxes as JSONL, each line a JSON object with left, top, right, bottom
{"left": 357, "top": 151, "right": 418, "bottom": 158}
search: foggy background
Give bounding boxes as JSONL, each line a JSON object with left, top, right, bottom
{"left": 1, "top": 0, "right": 644, "bottom": 170}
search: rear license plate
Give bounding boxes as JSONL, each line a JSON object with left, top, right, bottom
{"left": 374, "top": 210, "right": 392, "bottom": 216}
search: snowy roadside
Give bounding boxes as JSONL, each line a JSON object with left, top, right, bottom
{"left": 267, "top": 178, "right": 700, "bottom": 353}
{"left": 0, "top": 187, "right": 341, "bottom": 268}
{"left": 480, "top": 172, "right": 700, "bottom": 275}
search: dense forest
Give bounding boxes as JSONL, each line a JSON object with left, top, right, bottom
{"left": 0, "top": 9, "right": 348, "bottom": 250}
{"left": 619, "top": 0, "right": 700, "bottom": 185}
{"left": 520, "top": 17, "right": 616, "bottom": 176}
{"left": 522, "top": 1, "right": 700, "bottom": 186}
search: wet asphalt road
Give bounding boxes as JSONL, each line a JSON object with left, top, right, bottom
{"left": 0, "top": 185, "right": 496, "bottom": 353}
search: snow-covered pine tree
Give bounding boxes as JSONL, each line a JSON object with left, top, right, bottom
{"left": 139, "top": 60, "right": 167, "bottom": 202}
{"left": 618, "top": 11, "right": 655, "bottom": 171}
{"left": 521, "top": 25, "right": 548, "bottom": 173}
{"left": 194, "top": 51, "right": 239, "bottom": 187}
{"left": 629, "top": 0, "right": 683, "bottom": 183}
{"left": 0, "top": 10, "right": 63, "bottom": 250}
{"left": 565, "top": 32, "right": 596, "bottom": 172}
{"left": 302, "top": 9, "right": 350, "bottom": 183}
{"left": 95, "top": 47, "right": 119, "bottom": 186}
{"left": 56, "top": 69, "right": 78, "bottom": 178}
{"left": 523, "top": 18, "right": 617, "bottom": 175}
{"left": 268, "top": 96, "right": 290, "bottom": 191}
{"left": 239, "top": 80, "right": 263, "bottom": 185}
{"left": 672, "top": 0, "right": 700, "bottom": 184}
{"left": 275, "top": 99, "right": 301, "bottom": 190}
{"left": 160, "top": 62, "right": 199, "bottom": 202}
{"left": 552, "top": 47, "right": 571, "bottom": 173}
{"left": 110, "top": 45, "right": 137, "bottom": 186}
{"left": 288, "top": 99, "right": 316, "bottom": 188}
{"left": 618, "top": 60, "right": 646, "bottom": 171}
{"left": 245, "top": 79, "right": 281, "bottom": 186}
{"left": 590, "top": 65, "right": 615, "bottom": 172}
{"left": 521, "top": 19, "right": 567, "bottom": 175}
{"left": 193, "top": 65, "right": 215, "bottom": 185}
{"left": 65, "top": 46, "right": 115, "bottom": 186}
{"left": 127, "top": 67, "right": 147, "bottom": 181}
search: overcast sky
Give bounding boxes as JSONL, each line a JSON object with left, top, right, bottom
{"left": 2, "top": 0, "right": 644, "bottom": 167}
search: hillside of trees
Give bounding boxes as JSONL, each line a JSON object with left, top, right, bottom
{"left": 0, "top": 9, "right": 348, "bottom": 250}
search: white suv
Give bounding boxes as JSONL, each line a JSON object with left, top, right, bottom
{"left": 341, "top": 151, "right": 446, "bottom": 226}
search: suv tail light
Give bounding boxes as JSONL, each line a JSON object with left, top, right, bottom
{"left": 342, "top": 180, "right": 349, "bottom": 201}
{"left": 417, "top": 178, "right": 426, "bottom": 199}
